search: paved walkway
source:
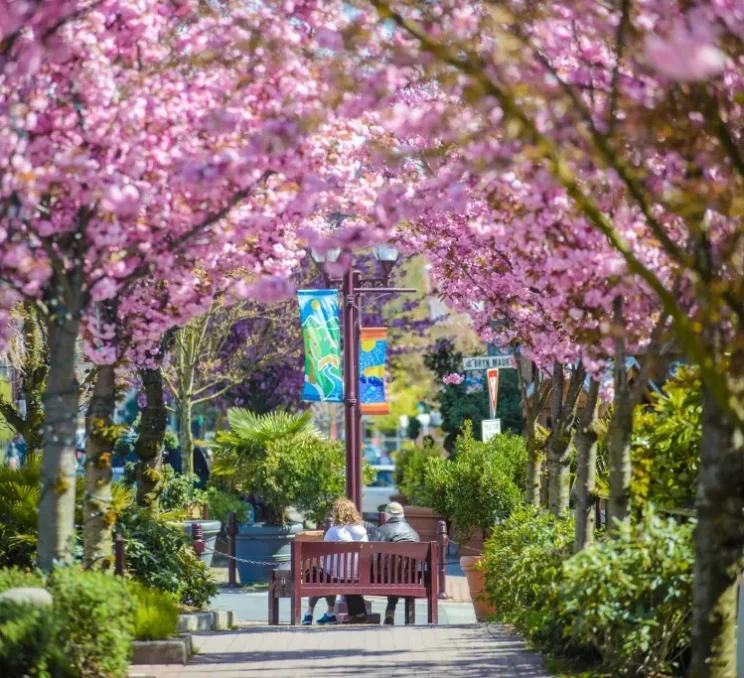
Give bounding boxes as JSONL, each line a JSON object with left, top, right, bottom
{"left": 130, "top": 623, "right": 550, "bottom": 677}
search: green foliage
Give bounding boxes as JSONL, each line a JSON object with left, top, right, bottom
{"left": 559, "top": 512, "right": 694, "bottom": 675}
{"left": 117, "top": 507, "right": 217, "bottom": 608}
{"left": 213, "top": 409, "right": 344, "bottom": 525}
{"left": 159, "top": 466, "right": 207, "bottom": 516}
{"left": 47, "top": 568, "right": 134, "bottom": 678}
{"left": 480, "top": 505, "right": 577, "bottom": 652}
{"left": 423, "top": 423, "right": 524, "bottom": 546}
{"left": 393, "top": 439, "right": 442, "bottom": 506}
{"left": 0, "top": 456, "right": 41, "bottom": 567}
{"left": 0, "top": 598, "right": 67, "bottom": 678}
{"left": 127, "top": 580, "right": 179, "bottom": 641}
{"left": 423, "top": 340, "right": 524, "bottom": 450}
{"left": 0, "top": 567, "right": 43, "bottom": 591}
{"left": 631, "top": 366, "right": 702, "bottom": 510}
{"left": 204, "top": 485, "right": 248, "bottom": 525}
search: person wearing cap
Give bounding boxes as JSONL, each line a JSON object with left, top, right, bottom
{"left": 377, "top": 502, "right": 420, "bottom": 624}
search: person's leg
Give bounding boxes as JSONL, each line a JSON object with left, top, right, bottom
{"left": 346, "top": 594, "right": 366, "bottom": 619}
{"left": 316, "top": 595, "right": 339, "bottom": 624}
{"left": 385, "top": 596, "right": 398, "bottom": 624}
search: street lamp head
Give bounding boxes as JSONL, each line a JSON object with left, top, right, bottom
{"left": 374, "top": 244, "right": 399, "bottom": 283}
{"left": 310, "top": 247, "right": 341, "bottom": 264}
{"left": 373, "top": 244, "right": 399, "bottom": 263}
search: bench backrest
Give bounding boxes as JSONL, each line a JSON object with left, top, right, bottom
{"left": 292, "top": 540, "right": 437, "bottom": 591}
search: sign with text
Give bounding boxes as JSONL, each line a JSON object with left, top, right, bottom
{"left": 463, "top": 354, "right": 515, "bottom": 371}
{"left": 481, "top": 418, "right": 502, "bottom": 442}
{"left": 486, "top": 368, "right": 500, "bottom": 419}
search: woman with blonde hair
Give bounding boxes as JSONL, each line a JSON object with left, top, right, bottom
{"left": 303, "top": 498, "right": 369, "bottom": 625}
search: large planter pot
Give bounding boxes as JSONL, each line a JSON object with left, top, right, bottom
{"left": 235, "top": 523, "right": 303, "bottom": 584}
{"left": 456, "top": 528, "right": 486, "bottom": 557}
{"left": 402, "top": 505, "right": 446, "bottom": 543}
{"left": 460, "top": 555, "right": 495, "bottom": 622}
{"left": 178, "top": 520, "right": 221, "bottom": 568}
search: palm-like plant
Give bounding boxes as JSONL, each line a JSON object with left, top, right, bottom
{"left": 0, "top": 455, "right": 41, "bottom": 567}
{"left": 213, "top": 409, "right": 343, "bottom": 525}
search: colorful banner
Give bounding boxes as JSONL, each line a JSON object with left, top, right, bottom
{"left": 299, "top": 290, "right": 343, "bottom": 403}
{"left": 360, "top": 327, "right": 389, "bottom": 415}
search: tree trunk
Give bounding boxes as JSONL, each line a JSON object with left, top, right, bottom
{"left": 37, "top": 312, "right": 81, "bottom": 571}
{"left": 525, "top": 423, "right": 543, "bottom": 507}
{"left": 83, "top": 364, "right": 116, "bottom": 569}
{"left": 689, "top": 387, "right": 744, "bottom": 677}
{"left": 135, "top": 367, "right": 167, "bottom": 507}
{"left": 606, "top": 380, "right": 634, "bottom": 526}
{"left": 546, "top": 362, "right": 585, "bottom": 516}
{"left": 573, "top": 379, "right": 600, "bottom": 552}
{"left": 179, "top": 396, "right": 194, "bottom": 476}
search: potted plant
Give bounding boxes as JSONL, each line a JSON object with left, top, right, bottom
{"left": 423, "top": 423, "right": 525, "bottom": 621}
{"left": 212, "top": 409, "right": 344, "bottom": 583}
{"left": 393, "top": 440, "right": 447, "bottom": 543}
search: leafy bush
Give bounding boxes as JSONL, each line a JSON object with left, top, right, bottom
{"left": 559, "top": 511, "right": 693, "bottom": 675}
{"left": 0, "top": 596, "right": 67, "bottom": 678}
{"left": 480, "top": 505, "right": 578, "bottom": 652}
{"left": 424, "top": 422, "right": 524, "bottom": 546}
{"left": 118, "top": 507, "right": 217, "bottom": 608}
{"left": 393, "top": 439, "right": 442, "bottom": 506}
{"left": 159, "top": 466, "right": 206, "bottom": 517}
{"left": 204, "top": 485, "right": 249, "bottom": 526}
{"left": 631, "top": 365, "right": 701, "bottom": 510}
{"left": 47, "top": 568, "right": 134, "bottom": 678}
{"left": 213, "top": 409, "right": 345, "bottom": 525}
{"left": 127, "top": 580, "right": 180, "bottom": 641}
{"left": 0, "top": 457, "right": 41, "bottom": 567}
{"left": 0, "top": 567, "right": 44, "bottom": 592}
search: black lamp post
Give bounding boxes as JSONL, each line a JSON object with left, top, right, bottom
{"left": 311, "top": 244, "right": 415, "bottom": 512}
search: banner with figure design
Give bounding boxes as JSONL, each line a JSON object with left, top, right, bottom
{"left": 298, "top": 290, "right": 343, "bottom": 402}
{"left": 360, "top": 327, "right": 389, "bottom": 415}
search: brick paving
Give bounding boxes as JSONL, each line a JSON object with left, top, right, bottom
{"left": 130, "top": 623, "right": 550, "bottom": 678}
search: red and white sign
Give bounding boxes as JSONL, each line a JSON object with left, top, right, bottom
{"left": 486, "top": 368, "right": 500, "bottom": 419}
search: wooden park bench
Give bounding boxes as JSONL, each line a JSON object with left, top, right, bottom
{"left": 269, "top": 540, "right": 440, "bottom": 625}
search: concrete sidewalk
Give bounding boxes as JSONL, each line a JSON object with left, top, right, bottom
{"left": 130, "top": 623, "right": 551, "bottom": 677}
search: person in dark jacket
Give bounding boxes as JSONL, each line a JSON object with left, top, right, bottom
{"left": 377, "top": 502, "right": 420, "bottom": 624}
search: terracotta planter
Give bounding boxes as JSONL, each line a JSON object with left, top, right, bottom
{"left": 460, "top": 555, "right": 495, "bottom": 622}
{"left": 402, "top": 505, "right": 446, "bottom": 543}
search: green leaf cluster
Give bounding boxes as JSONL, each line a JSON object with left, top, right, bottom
{"left": 631, "top": 365, "right": 702, "bottom": 510}
{"left": 0, "top": 567, "right": 135, "bottom": 678}
{"left": 126, "top": 580, "right": 179, "bottom": 641}
{"left": 393, "top": 438, "right": 443, "bottom": 506}
{"left": 480, "top": 505, "right": 578, "bottom": 653}
{"left": 559, "top": 511, "right": 694, "bottom": 675}
{"left": 212, "top": 409, "right": 344, "bottom": 525}
{"left": 0, "top": 455, "right": 41, "bottom": 567}
{"left": 423, "top": 423, "right": 525, "bottom": 546}
{"left": 117, "top": 507, "right": 217, "bottom": 608}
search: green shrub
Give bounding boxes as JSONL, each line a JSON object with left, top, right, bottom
{"left": 393, "top": 439, "right": 442, "bottom": 506}
{"left": 424, "top": 422, "right": 524, "bottom": 546}
{"left": 0, "top": 457, "right": 41, "bottom": 568}
{"left": 558, "top": 511, "right": 693, "bottom": 675}
{"left": 631, "top": 365, "right": 701, "bottom": 510}
{"left": 160, "top": 467, "right": 207, "bottom": 516}
{"left": 47, "top": 568, "right": 134, "bottom": 678}
{"left": 480, "top": 505, "right": 578, "bottom": 652}
{"left": 204, "top": 486, "right": 249, "bottom": 526}
{"left": 0, "top": 596, "right": 68, "bottom": 678}
{"left": 213, "top": 409, "right": 345, "bottom": 525}
{"left": 118, "top": 507, "right": 217, "bottom": 608}
{"left": 0, "top": 567, "right": 44, "bottom": 592}
{"left": 127, "top": 581, "right": 180, "bottom": 641}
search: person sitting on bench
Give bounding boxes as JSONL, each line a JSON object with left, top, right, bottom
{"left": 303, "top": 498, "right": 369, "bottom": 625}
{"left": 376, "top": 502, "right": 420, "bottom": 625}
